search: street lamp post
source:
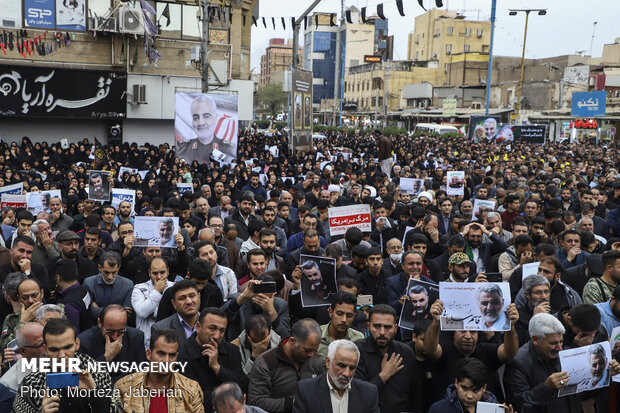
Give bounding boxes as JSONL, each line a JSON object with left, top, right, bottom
{"left": 509, "top": 8, "right": 546, "bottom": 122}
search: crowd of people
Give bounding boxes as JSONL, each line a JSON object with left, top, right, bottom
{"left": 0, "top": 130, "right": 619, "bottom": 413}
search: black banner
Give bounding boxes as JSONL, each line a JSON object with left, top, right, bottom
{"left": 512, "top": 125, "right": 547, "bottom": 144}
{"left": 0, "top": 65, "right": 127, "bottom": 119}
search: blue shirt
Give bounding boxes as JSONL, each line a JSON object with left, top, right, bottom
{"left": 595, "top": 300, "right": 620, "bottom": 336}
{"left": 286, "top": 231, "right": 327, "bottom": 258}
{"left": 177, "top": 314, "right": 197, "bottom": 339}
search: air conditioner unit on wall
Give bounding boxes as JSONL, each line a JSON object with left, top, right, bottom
{"left": 91, "top": 16, "right": 118, "bottom": 32}
{"left": 119, "top": 8, "right": 144, "bottom": 35}
{"left": 132, "top": 84, "right": 147, "bottom": 104}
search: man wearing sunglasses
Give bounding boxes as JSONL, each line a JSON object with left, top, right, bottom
{"left": 77, "top": 304, "right": 146, "bottom": 383}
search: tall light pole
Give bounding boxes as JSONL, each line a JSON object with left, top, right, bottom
{"left": 484, "top": 0, "right": 496, "bottom": 115}
{"left": 201, "top": 0, "right": 210, "bottom": 92}
{"left": 509, "top": 8, "right": 546, "bottom": 122}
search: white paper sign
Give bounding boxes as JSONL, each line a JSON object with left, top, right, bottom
{"left": 134, "top": 216, "right": 179, "bottom": 248}
{"left": 176, "top": 183, "right": 194, "bottom": 195}
{"left": 400, "top": 178, "right": 424, "bottom": 195}
{"left": 111, "top": 188, "right": 136, "bottom": 211}
{"left": 138, "top": 171, "right": 149, "bottom": 180}
{"left": 477, "top": 401, "right": 506, "bottom": 413}
{"left": 558, "top": 342, "right": 612, "bottom": 396}
{"left": 60, "top": 139, "right": 69, "bottom": 149}
{"left": 522, "top": 262, "right": 540, "bottom": 281}
{"left": 402, "top": 226, "right": 415, "bottom": 248}
{"left": 328, "top": 204, "right": 371, "bottom": 236}
{"left": 0, "top": 183, "right": 24, "bottom": 195}
{"left": 472, "top": 199, "right": 496, "bottom": 221}
{"left": 446, "top": 171, "right": 465, "bottom": 196}
{"left": 439, "top": 282, "right": 512, "bottom": 331}
{"left": 26, "top": 190, "right": 62, "bottom": 215}
{"left": 610, "top": 326, "right": 620, "bottom": 383}
{"left": 118, "top": 167, "right": 138, "bottom": 182}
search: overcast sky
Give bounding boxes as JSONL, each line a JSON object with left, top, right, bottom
{"left": 249, "top": 0, "right": 619, "bottom": 73}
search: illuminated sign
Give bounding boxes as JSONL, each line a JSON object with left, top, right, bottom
{"left": 364, "top": 55, "right": 382, "bottom": 63}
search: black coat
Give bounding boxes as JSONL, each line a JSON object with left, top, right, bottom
{"left": 224, "top": 209, "right": 262, "bottom": 241}
{"left": 156, "top": 280, "right": 224, "bottom": 321}
{"left": 178, "top": 332, "right": 248, "bottom": 412}
{"left": 293, "top": 373, "right": 379, "bottom": 413}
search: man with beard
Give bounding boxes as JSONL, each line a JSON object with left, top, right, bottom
{"left": 262, "top": 207, "right": 287, "bottom": 253}
{"left": 221, "top": 275, "right": 290, "bottom": 341}
{"left": 49, "top": 230, "right": 96, "bottom": 284}
{"left": 408, "top": 284, "right": 430, "bottom": 323}
{"left": 225, "top": 191, "right": 262, "bottom": 241}
{"left": 316, "top": 292, "right": 364, "bottom": 362}
{"left": 107, "top": 221, "right": 140, "bottom": 273}
{"left": 237, "top": 249, "right": 267, "bottom": 292}
{"left": 248, "top": 318, "right": 323, "bottom": 413}
{"left": 588, "top": 344, "right": 610, "bottom": 389}
{"left": 475, "top": 284, "right": 511, "bottom": 330}
{"left": 354, "top": 304, "right": 416, "bottom": 413}
{"left": 88, "top": 172, "right": 109, "bottom": 201}
{"left": 83, "top": 252, "right": 133, "bottom": 320}
{"left": 178, "top": 306, "right": 248, "bottom": 412}
{"left": 48, "top": 196, "right": 73, "bottom": 233}
{"left": 424, "top": 299, "right": 519, "bottom": 402}
{"left": 460, "top": 223, "right": 507, "bottom": 274}
{"left": 0, "top": 236, "right": 50, "bottom": 297}
{"left": 113, "top": 200, "right": 134, "bottom": 226}
{"left": 293, "top": 339, "right": 379, "bottom": 413}
{"left": 300, "top": 260, "right": 328, "bottom": 305}
{"left": 176, "top": 95, "right": 220, "bottom": 162}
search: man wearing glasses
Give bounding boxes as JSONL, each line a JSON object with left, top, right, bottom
{"left": 0, "top": 322, "right": 45, "bottom": 392}
{"left": 0, "top": 278, "right": 45, "bottom": 349}
{"left": 77, "top": 304, "right": 146, "bottom": 382}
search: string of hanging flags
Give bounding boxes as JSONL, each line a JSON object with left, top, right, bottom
{"left": 201, "top": 0, "right": 444, "bottom": 29}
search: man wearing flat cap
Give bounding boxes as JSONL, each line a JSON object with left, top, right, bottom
{"left": 49, "top": 230, "right": 97, "bottom": 286}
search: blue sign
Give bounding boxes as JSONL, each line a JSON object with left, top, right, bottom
{"left": 571, "top": 91, "right": 607, "bottom": 117}
{"left": 25, "top": 0, "right": 55, "bottom": 29}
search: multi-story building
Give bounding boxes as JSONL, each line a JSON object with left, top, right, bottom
{"left": 407, "top": 9, "right": 491, "bottom": 77}
{"left": 259, "top": 38, "right": 300, "bottom": 86}
{"left": 366, "top": 15, "right": 393, "bottom": 61}
{"left": 0, "top": 0, "right": 257, "bottom": 145}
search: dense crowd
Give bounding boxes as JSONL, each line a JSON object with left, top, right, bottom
{"left": 0, "top": 130, "right": 619, "bottom": 413}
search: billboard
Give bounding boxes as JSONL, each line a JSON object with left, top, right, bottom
{"left": 468, "top": 115, "right": 500, "bottom": 143}
{"left": 291, "top": 67, "right": 312, "bottom": 151}
{"left": 174, "top": 93, "right": 238, "bottom": 165}
{"left": 0, "top": 65, "right": 126, "bottom": 118}
{"left": 563, "top": 65, "right": 589, "bottom": 85}
{"left": 571, "top": 91, "right": 607, "bottom": 117}
{"left": 55, "top": 0, "right": 86, "bottom": 31}
{"left": 25, "top": 0, "right": 55, "bottom": 28}
{"left": 512, "top": 125, "right": 547, "bottom": 144}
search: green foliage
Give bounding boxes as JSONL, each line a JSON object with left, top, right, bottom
{"left": 255, "top": 120, "right": 270, "bottom": 129}
{"left": 274, "top": 121, "right": 287, "bottom": 130}
{"left": 256, "top": 82, "right": 288, "bottom": 118}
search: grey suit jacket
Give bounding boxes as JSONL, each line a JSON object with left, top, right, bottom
{"left": 151, "top": 313, "right": 191, "bottom": 348}
{"left": 83, "top": 274, "right": 134, "bottom": 319}
{"left": 293, "top": 373, "right": 379, "bottom": 413}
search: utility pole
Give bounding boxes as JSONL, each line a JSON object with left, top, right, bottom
{"left": 201, "top": 0, "right": 209, "bottom": 93}
{"left": 484, "top": 0, "right": 496, "bottom": 115}
{"left": 509, "top": 8, "right": 546, "bottom": 122}
{"left": 589, "top": 21, "right": 598, "bottom": 63}
{"left": 383, "top": 62, "right": 390, "bottom": 128}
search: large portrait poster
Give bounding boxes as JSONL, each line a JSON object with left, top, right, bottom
{"left": 291, "top": 67, "right": 312, "bottom": 152}
{"left": 398, "top": 278, "right": 439, "bottom": 331}
{"left": 175, "top": 92, "right": 238, "bottom": 164}
{"left": 55, "top": 0, "right": 86, "bottom": 31}
{"left": 134, "top": 216, "right": 179, "bottom": 248}
{"left": 469, "top": 115, "right": 501, "bottom": 143}
{"left": 88, "top": 170, "right": 111, "bottom": 201}
{"left": 299, "top": 254, "right": 338, "bottom": 307}
{"left": 439, "top": 282, "right": 512, "bottom": 331}
{"left": 559, "top": 342, "right": 612, "bottom": 396}
{"left": 26, "top": 190, "right": 61, "bottom": 215}
{"left": 446, "top": 171, "right": 465, "bottom": 196}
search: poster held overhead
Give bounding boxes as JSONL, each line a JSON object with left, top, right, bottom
{"left": 472, "top": 199, "right": 496, "bottom": 221}
{"left": 134, "top": 216, "right": 179, "bottom": 248}
{"left": 88, "top": 170, "right": 111, "bottom": 202}
{"left": 446, "top": 171, "right": 465, "bottom": 196}
{"left": 558, "top": 341, "right": 612, "bottom": 396}
{"left": 328, "top": 204, "right": 371, "bottom": 236}
{"left": 299, "top": 254, "right": 338, "bottom": 308}
{"left": 398, "top": 278, "right": 439, "bottom": 331}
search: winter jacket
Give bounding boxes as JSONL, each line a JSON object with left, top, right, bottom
{"left": 428, "top": 384, "right": 499, "bottom": 413}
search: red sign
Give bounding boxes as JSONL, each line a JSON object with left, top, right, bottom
{"left": 570, "top": 119, "right": 598, "bottom": 129}
{"left": 328, "top": 204, "right": 372, "bottom": 236}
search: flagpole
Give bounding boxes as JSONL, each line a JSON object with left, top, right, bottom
{"left": 201, "top": 0, "right": 209, "bottom": 93}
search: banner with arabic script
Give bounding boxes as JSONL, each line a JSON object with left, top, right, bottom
{"left": 0, "top": 65, "right": 126, "bottom": 118}
{"left": 327, "top": 204, "right": 371, "bottom": 236}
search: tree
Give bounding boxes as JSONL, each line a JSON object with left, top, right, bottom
{"left": 256, "top": 82, "right": 288, "bottom": 119}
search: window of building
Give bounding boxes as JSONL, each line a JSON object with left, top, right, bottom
{"left": 447, "top": 27, "right": 454, "bottom": 36}
{"left": 313, "top": 32, "right": 334, "bottom": 52}
{"left": 157, "top": 2, "right": 182, "bottom": 39}
{"left": 415, "top": 51, "right": 419, "bottom": 60}
{"left": 477, "top": 28, "right": 483, "bottom": 37}
{"left": 446, "top": 44, "right": 452, "bottom": 54}
{"left": 435, "top": 28, "right": 441, "bottom": 37}
{"left": 464, "top": 45, "right": 470, "bottom": 52}
{"left": 465, "top": 27, "right": 472, "bottom": 37}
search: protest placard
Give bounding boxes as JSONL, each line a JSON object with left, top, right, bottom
{"left": 176, "top": 183, "right": 194, "bottom": 196}
{"left": 299, "top": 254, "right": 338, "bottom": 307}
{"left": 88, "top": 170, "right": 111, "bottom": 201}
{"left": 446, "top": 171, "right": 465, "bottom": 196}
{"left": 472, "top": 199, "right": 496, "bottom": 221}
{"left": 328, "top": 204, "right": 371, "bottom": 236}
{"left": 0, "top": 194, "right": 27, "bottom": 210}
{"left": 0, "top": 183, "right": 24, "bottom": 196}
{"left": 558, "top": 342, "right": 611, "bottom": 396}
{"left": 26, "top": 190, "right": 62, "bottom": 215}
{"left": 134, "top": 216, "right": 179, "bottom": 248}
{"left": 439, "top": 282, "right": 511, "bottom": 331}
{"left": 399, "top": 278, "right": 439, "bottom": 331}
{"left": 111, "top": 188, "right": 136, "bottom": 211}
{"left": 522, "top": 262, "right": 540, "bottom": 281}
{"left": 118, "top": 166, "right": 138, "bottom": 182}
{"left": 400, "top": 178, "right": 424, "bottom": 195}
